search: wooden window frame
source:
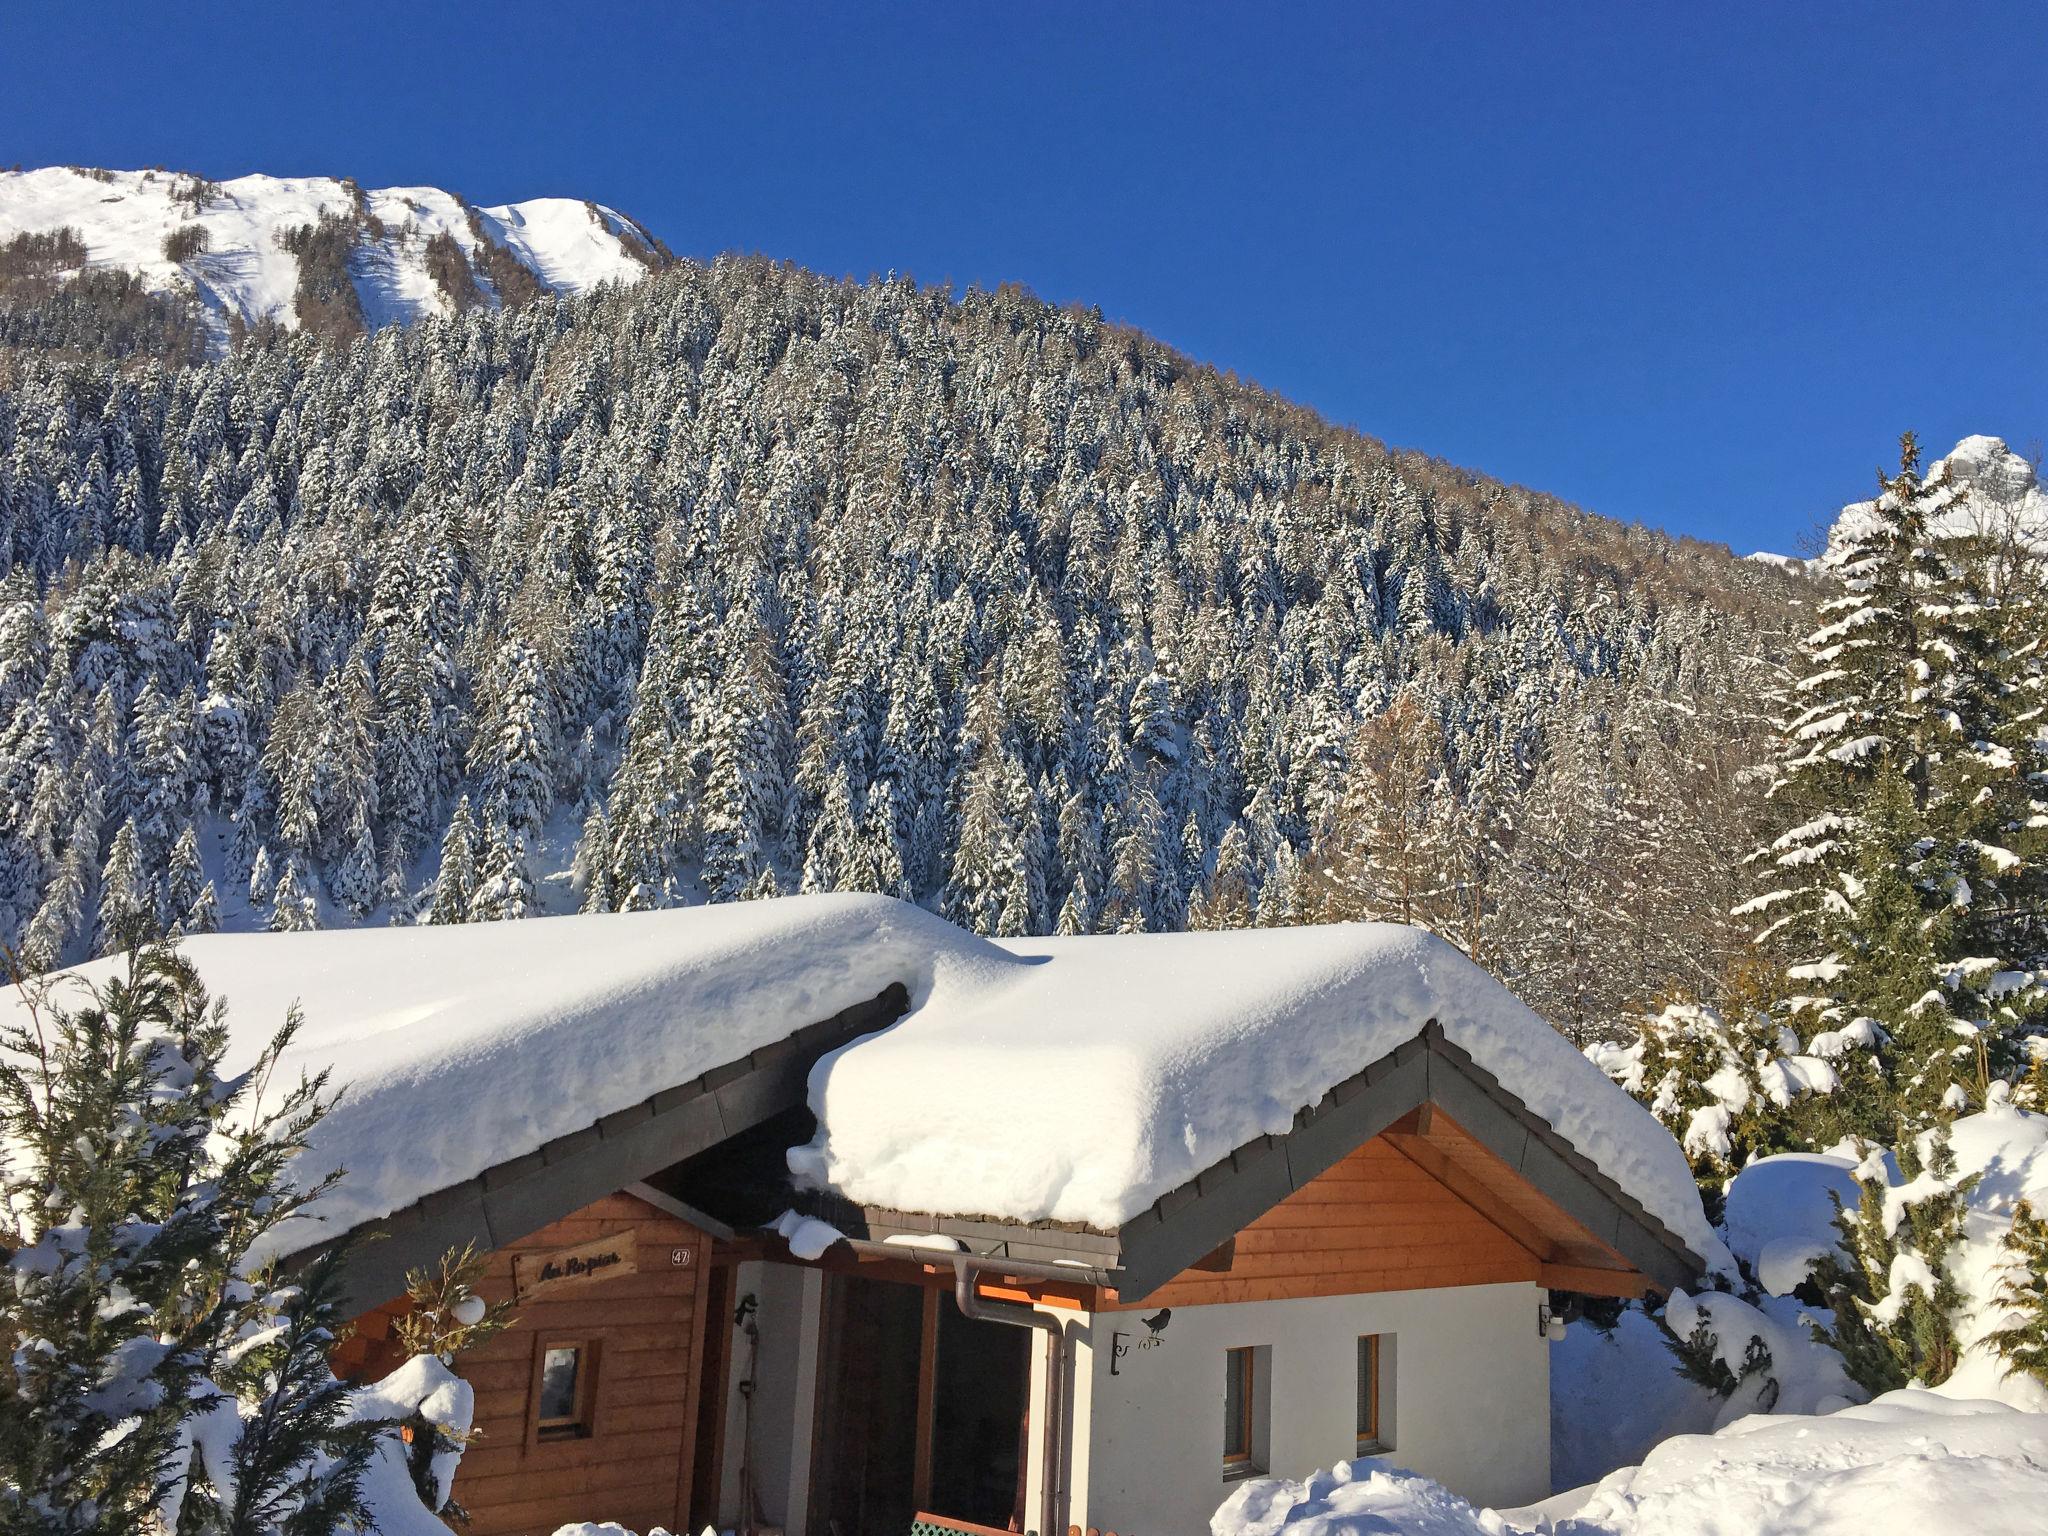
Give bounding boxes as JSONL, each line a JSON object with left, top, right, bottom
{"left": 1223, "top": 1346, "right": 1258, "bottom": 1472}
{"left": 1357, "top": 1333, "right": 1391, "bottom": 1454}
{"left": 527, "top": 1335, "right": 602, "bottom": 1448}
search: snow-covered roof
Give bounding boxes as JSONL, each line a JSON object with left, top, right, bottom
{"left": 9, "top": 895, "right": 1722, "bottom": 1273}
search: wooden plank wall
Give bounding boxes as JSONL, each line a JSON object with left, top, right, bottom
{"left": 1131, "top": 1137, "right": 1542, "bottom": 1309}
{"left": 335, "top": 1191, "right": 713, "bottom": 1536}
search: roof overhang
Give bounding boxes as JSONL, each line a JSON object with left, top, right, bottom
{"left": 797, "top": 1021, "right": 1706, "bottom": 1302}
{"left": 289, "top": 982, "right": 911, "bottom": 1313}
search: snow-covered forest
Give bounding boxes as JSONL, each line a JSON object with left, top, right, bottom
{"left": 0, "top": 253, "right": 1807, "bottom": 1035}
{"left": 5, "top": 182, "right": 2048, "bottom": 1536}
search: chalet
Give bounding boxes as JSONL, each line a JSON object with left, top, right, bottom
{"left": 93, "top": 895, "right": 1725, "bottom": 1536}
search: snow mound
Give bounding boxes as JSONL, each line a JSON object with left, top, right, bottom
{"left": 1828, "top": 434, "right": 2048, "bottom": 562}
{"left": 1230, "top": 1393, "right": 2048, "bottom": 1536}
{"left": 0, "top": 165, "right": 664, "bottom": 351}
{"left": 1540, "top": 1389, "right": 2048, "bottom": 1536}
{"left": 1212, "top": 1461, "right": 1505, "bottom": 1536}
{"left": 10, "top": 899, "right": 1721, "bottom": 1272}
{"left": 1720, "top": 1152, "right": 1860, "bottom": 1294}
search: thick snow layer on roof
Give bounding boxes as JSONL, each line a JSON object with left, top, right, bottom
{"left": 8, "top": 895, "right": 1005, "bottom": 1264}
{"left": 792, "top": 918, "right": 1726, "bottom": 1265}
{"left": 10, "top": 897, "right": 1720, "bottom": 1272}
{"left": 0, "top": 166, "right": 658, "bottom": 351}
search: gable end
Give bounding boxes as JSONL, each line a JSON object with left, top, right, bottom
{"left": 1114, "top": 1021, "right": 1703, "bottom": 1300}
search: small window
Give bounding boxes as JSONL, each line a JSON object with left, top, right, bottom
{"left": 533, "top": 1340, "right": 598, "bottom": 1441}
{"left": 1223, "top": 1347, "right": 1257, "bottom": 1470}
{"left": 1357, "top": 1334, "right": 1391, "bottom": 1453}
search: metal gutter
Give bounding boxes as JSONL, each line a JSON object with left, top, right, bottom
{"left": 834, "top": 1234, "right": 1121, "bottom": 1290}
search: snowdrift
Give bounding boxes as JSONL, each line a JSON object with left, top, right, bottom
{"left": 1213, "top": 1392, "right": 2048, "bottom": 1536}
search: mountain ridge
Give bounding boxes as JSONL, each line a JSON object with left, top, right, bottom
{"left": 0, "top": 164, "right": 672, "bottom": 353}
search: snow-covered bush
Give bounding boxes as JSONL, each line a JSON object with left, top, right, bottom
{"left": 1816, "top": 1122, "right": 1978, "bottom": 1392}
{"left": 1588, "top": 1002, "right": 1852, "bottom": 1205}
{"left": 0, "top": 942, "right": 467, "bottom": 1533}
{"left": 1984, "top": 1200, "right": 2048, "bottom": 1387}
{"left": 389, "top": 1241, "right": 513, "bottom": 1522}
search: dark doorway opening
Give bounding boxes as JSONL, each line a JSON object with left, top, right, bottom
{"left": 812, "top": 1277, "right": 926, "bottom": 1536}
{"left": 810, "top": 1275, "right": 1033, "bottom": 1536}
{"left": 930, "top": 1302, "right": 1030, "bottom": 1529}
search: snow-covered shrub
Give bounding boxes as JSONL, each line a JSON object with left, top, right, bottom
{"left": 1661, "top": 1287, "right": 1859, "bottom": 1426}
{"left": 0, "top": 942, "right": 463, "bottom": 1533}
{"left": 1984, "top": 1200, "right": 2048, "bottom": 1387}
{"left": 389, "top": 1241, "right": 513, "bottom": 1522}
{"left": 1816, "top": 1122, "right": 1979, "bottom": 1393}
{"left": 1588, "top": 1001, "right": 1851, "bottom": 1212}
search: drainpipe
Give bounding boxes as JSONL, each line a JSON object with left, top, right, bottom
{"left": 950, "top": 1254, "right": 1065, "bottom": 1536}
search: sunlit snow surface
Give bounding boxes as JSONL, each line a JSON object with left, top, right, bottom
{"left": 5, "top": 895, "right": 1722, "bottom": 1270}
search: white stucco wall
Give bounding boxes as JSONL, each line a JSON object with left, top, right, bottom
{"left": 1066, "top": 1282, "right": 1551, "bottom": 1535}
{"left": 714, "top": 1260, "right": 825, "bottom": 1536}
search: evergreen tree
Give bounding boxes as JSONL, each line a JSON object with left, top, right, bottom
{"left": 1817, "top": 1123, "right": 1979, "bottom": 1393}
{"left": 426, "top": 796, "right": 478, "bottom": 926}
{"left": 1984, "top": 1200, "right": 2048, "bottom": 1389}
{"left": 1740, "top": 435, "right": 2048, "bottom": 1139}
{"left": 467, "top": 817, "right": 536, "bottom": 922}
{"left": 0, "top": 946, "right": 366, "bottom": 1532}
{"left": 269, "top": 856, "right": 319, "bottom": 933}
{"left": 331, "top": 812, "right": 379, "bottom": 920}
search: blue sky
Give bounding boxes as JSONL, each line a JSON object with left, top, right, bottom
{"left": 6, "top": 2, "right": 2043, "bottom": 553}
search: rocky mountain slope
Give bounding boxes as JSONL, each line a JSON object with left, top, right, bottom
{"left": 0, "top": 165, "right": 670, "bottom": 354}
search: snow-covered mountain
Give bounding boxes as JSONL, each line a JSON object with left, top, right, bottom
{"left": 0, "top": 165, "right": 670, "bottom": 350}
{"left": 1828, "top": 433, "right": 2048, "bottom": 560}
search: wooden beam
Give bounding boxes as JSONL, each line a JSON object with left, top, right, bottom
{"left": 1382, "top": 1131, "right": 1557, "bottom": 1263}
{"left": 1540, "top": 1263, "right": 1649, "bottom": 1300}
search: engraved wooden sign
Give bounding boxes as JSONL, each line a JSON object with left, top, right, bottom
{"left": 513, "top": 1231, "right": 638, "bottom": 1301}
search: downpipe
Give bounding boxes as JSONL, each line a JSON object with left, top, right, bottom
{"left": 950, "top": 1255, "right": 1065, "bottom": 1536}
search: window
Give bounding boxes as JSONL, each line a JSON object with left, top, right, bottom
{"left": 1223, "top": 1347, "right": 1258, "bottom": 1471}
{"left": 531, "top": 1339, "right": 599, "bottom": 1442}
{"left": 1357, "top": 1334, "right": 1392, "bottom": 1454}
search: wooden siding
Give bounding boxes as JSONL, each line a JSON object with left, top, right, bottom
{"left": 1123, "top": 1136, "right": 1544, "bottom": 1308}
{"left": 337, "top": 1191, "right": 712, "bottom": 1536}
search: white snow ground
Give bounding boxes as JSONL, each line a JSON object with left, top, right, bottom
{"left": 0, "top": 166, "right": 660, "bottom": 349}
{"left": 1210, "top": 1391, "right": 2048, "bottom": 1536}
{"left": 5, "top": 895, "right": 1723, "bottom": 1271}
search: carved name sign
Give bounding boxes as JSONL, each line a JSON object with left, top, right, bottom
{"left": 513, "top": 1232, "right": 638, "bottom": 1301}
